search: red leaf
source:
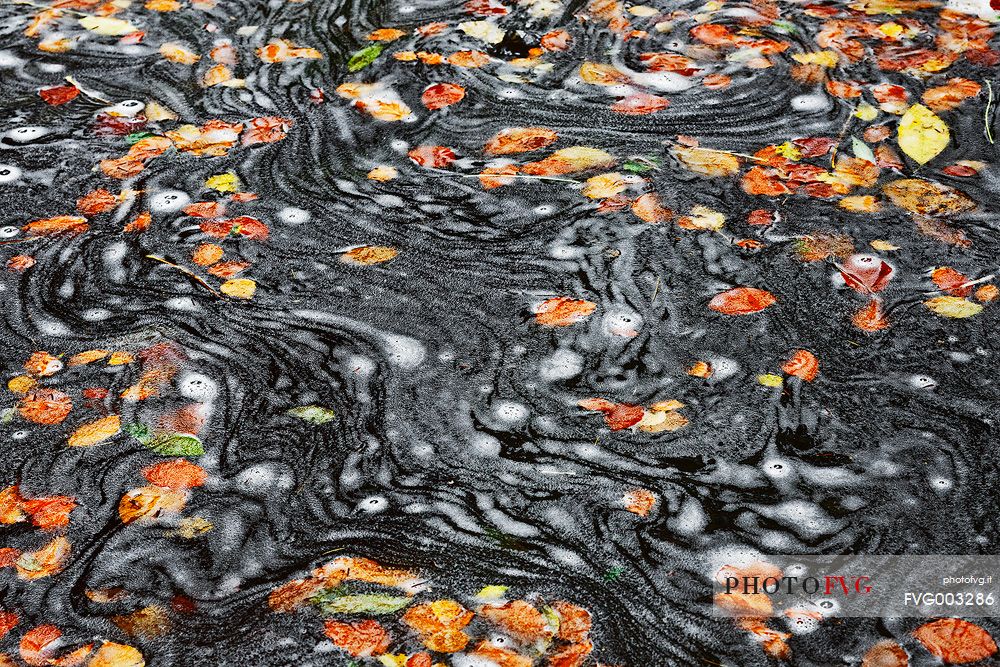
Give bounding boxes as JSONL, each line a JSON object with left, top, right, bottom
{"left": 408, "top": 145, "right": 457, "bottom": 168}
{"left": 39, "top": 85, "right": 79, "bottom": 106}
{"left": 708, "top": 287, "right": 777, "bottom": 315}
{"left": 421, "top": 83, "right": 466, "bottom": 110}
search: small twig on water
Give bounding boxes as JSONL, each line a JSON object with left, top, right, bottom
{"left": 985, "top": 80, "right": 995, "bottom": 145}
{"left": 146, "top": 254, "right": 221, "bottom": 297}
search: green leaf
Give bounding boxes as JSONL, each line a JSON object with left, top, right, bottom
{"left": 147, "top": 433, "right": 205, "bottom": 456}
{"left": 313, "top": 592, "right": 411, "bottom": 615}
{"left": 623, "top": 156, "right": 661, "bottom": 173}
{"left": 771, "top": 19, "right": 798, "bottom": 34}
{"left": 125, "top": 422, "right": 153, "bottom": 444}
{"left": 851, "top": 136, "right": 876, "bottom": 164}
{"left": 288, "top": 405, "right": 336, "bottom": 425}
{"left": 347, "top": 44, "right": 383, "bottom": 72}
{"left": 126, "top": 132, "right": 155, "bottom": 145}
{"left": 0, "top": 408, "right": 15, "bottom": 424}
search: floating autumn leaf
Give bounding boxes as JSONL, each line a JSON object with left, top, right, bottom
{"left": 19, "top": 625, "right": 91, "bottom": 667}
{"left": 882, "top": 179, "right": 975, "bottom": 217}
{"left": 242, "top": 116, "right": 293, "bottom": 146}
{"left": 79, "top": 16, "right": 138, "bottom": 36}
{"left": 838, "top": 254, "right": 894, "bottom": 294}
{"left": 287, "top": 405, "right": 336, "bottom": 424}
{"left": 582, "top": 172, "right": 632, "bottom": 199}
{"left": 220, "top": 278, "right": 256, "bottom": 299}
{"left": 897, "top": 104, "right": 949, "bottom": 165}
{"left": 861, "top": 641, "right": 908, "bottom": 667}
{"left": 931, "top": 267, "right": 972, "bottom": 297}
{"left": 534, "top": 297, "right": 597, "bottom": 326}
{"left": 342, "top": 246, "right": 398, "bottom": 265}
{"left": 924, "top": 296, "right": 983, "bottom": 318}
{"left": 921, "top": 78, "right": 981, "bottom": 112}
{"left": 623, "top": 489, "right": 656, "bottom": 516}
{"left": 403, "top": 600, "right": 473, "bottom": 653}
{"left": 480, "top": 600, "right": 554, "bottom": 643}
{"left": 408, "top": 145, "right": 457, "bottom": 168}
{"left": 160, "top": 42, "right": 201, "bottom": 64}
{"left": 708, "top": 287, "right": 776, "bottom": 315}
{"left": 631, "top": 193, "right": 672, "bottom": 223}
{"left": 143, "top": 459, "right": 207, "bottom": 489}
{"left": 18, "top": 389, "right": 72, "bottom": 425}
{"left": 678, "top": 205, "right": 725, "bottom": 231}
{"left": 68, "top": 415, "right": 121, "bottom": 448}
{"left": 257, "top": 39, "right": 323, "bottom": 63}
{"left": 421, "top": 83, "right": 466, "bottom": 110}
{"left": 521, "top": 146, "right": 615, "bottom": 176}
{"left": 348, "top": 44, "right": 384, "bottom": 72}
{"left": 88, "top": 642, "right": 145, "bottom": 667}
{"left": 672, "top": 145, "right": 741, "bottom": 177}
{"left": 323, "top": 619, "right": 391, "bottom": 657}
{"left": 68, "top": 350, "right": 109, "bottom": 366}
{"left": 852, "top": 299, "right": 889, "bottom": 332}
{"left": 113, "top": 605, "right": 170, "bottom": 638}
{"left": 483, "top": 127, "right": 558, "bottom": 155}
{"left": 118, "top": 486, "right": 187, "bottom": 524}
{"left": 610, "top": 93, "right": 669, "bottom": 115}
{"left": 39, "top": 85, "right": 79, "bottom": 105}
{"left": 913, "top": 618, "right": 997, "bottom": 665}
{"left": 23, "top": 351, "right": 61, "bottom": 377}
{"left": 22, "top": 216, "right": 88, "bottom": 237}
{"left": 21, "top": 494, "right": 76, "bottom": 531}
{"left": 15, "top": 536, "right": 70, "bottom": 580}
{"left": 579, "top": 62, "right": 630, "bottom": 85}
{"left": 782, "top": 350, "right": 818, "bottom": 381}
{"left": 367, "top": 165, "right": 397, "bottom": 181}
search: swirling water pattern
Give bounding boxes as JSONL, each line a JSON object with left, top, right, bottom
{"left": 0, "top": 0, "right": 999, "bottom": 664}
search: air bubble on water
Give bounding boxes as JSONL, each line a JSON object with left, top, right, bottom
{"left": 908, "top": 374, "right": 937, "bottom": 390}
{"left": 148, "top": 190, "right": 191, "bottom": 213}
{"left": 0, "top": 165, "right": 21, "bottom": 184}
{"left": 762, "top": 458, "right": 792, "bottom": 479}
{"left": 81, "top": 308, "right": 111, "bottom": 321}
{"left": 472, "top": 434, "right": 501, "bottom": 456}
{"left": 383, "top": 334, "right": 425, "bottom": 369}
{"left": 539, "top": 349, "right": 583, "bottom": 381}
{"left": 3, "top": 126, "right": 50, "bottom": 143}
{"left": 0, "top": 51, "right": 22, "bottom": 68}
{"left": 930, "top": 477, "right": 953, "bottom": 492}
{"left": 278, "top": 207, "right": 310, "bottom": 224}
{"left": 178, "top": 372, "right": 219, "bottom": 401}
{"left": 38, "top": 319, "right": 69, "bottom": 335}
{"left": 493, "top": 400, "right": 529, "bottom": 424}
{"left": 670, "top": 498, "right": 707, "bottom": 536}
{"left": 791, "top": 93, "right": 829, "bottom": 112}
{"left": 165, "top": 297, "right": 200, "bottom": 311}
{"left": 37, "top": 63, "right": 64, "bottom": 73}
{"left": 0, "top": 226, "right": 18, "bottom": 238}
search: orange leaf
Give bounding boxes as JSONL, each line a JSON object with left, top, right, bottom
{"left": 39, "top": 85, "right": 79, "bottom": 105}
{"left": 931, "top": 266, "right": 972, "bottom": 297}
{"left": 480, "top": 600, "right": 553, "bottom": 642}
{"left": 22, "top": 494, "right": 76, "bottom": 530}
{"left": 142, "top": 460, "right": 207, "bottom": 489}
{"left": 534, "top": 297, "right": 596, "bottom": 326}
{"left": 622, "top": 489, "right": 656, "bottom": 517}
{"left": 631, "top": 193, "right": 672, "bottom": 223}
{"left": 76, "top": 189, "right": 119, "bottom": 216}
{"left": 22, "top": 216, "right": 88, "bottom": 237}
{"left": 852, "top": 299, "right": 889, "bottom": 332}
{"left": 15, "top": 536, "right": 71, "bottom": 580}
{"left": 421, "top": 82, "right": 466, "bottom": 110}
{"left": 708, "top": 287, "right": 776, "bottom": 315}
{"left": 118, "top": 486, "right": 187, "bottom": 524}
{"left": 323, "top": 619, "right": 391, "bottom": 657}
{"left": 781, "top": 350, "right": 818, "bottom": 382}
{"left": 862, "top": 641, "right": 909, "bottom": 667}
{"left": 484, "top": 127, "right": 558, "bottom": 155}
{"left": 913, "top": 618, "right": 997, "bottom": 664}
{"left": 18, "top": 389, "right": 73, "bottom": 425}
{"left": 67, "top": 415, "right": 120, "bottom": 448}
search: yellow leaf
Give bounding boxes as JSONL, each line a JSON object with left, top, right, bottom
{"left": 672, "top": 146, "right": 741, "bottom": 177}
{"left": 898, "top": 104, "right": 949, "bottom": 165}
{"left": 144, "top": 101, "right": 178, "bottom": 121}
{"left": 220, "top": 278, "right": 256, "bottom": 299}
{"left": 870, "top": 239, "right": 900, "bottom": 251}
{"left": 791, "top": 51, "right": 839, "bottom": 68}
{"left": 458, "top": 21, "right": 506, "bottom": 43}
{"left": 757, "top": 373, "right": 784, "bottom": 387}
{"left": 367, "top": 166, "right": 397, "bottom": 181}
{"left": 582, "top": 172, "right": 630, "bottom": 199}
{"left": 342, "top": 246, "right": 398, "bottom": 265}
{"left": 579, "top": 62, "right": 629, "bottom": 85}
{"left": 68, "top": 415, "right": 121, "bottom": 447}
{"left": 678, "top": 205, "right": 725, "bottom": 231}
{"left": 79, "top": 16, "right": 137, "bottom": 36}
{"left": 854, "top": 102, "right": 878, "bottom": 121}
{"left": 7, "top": 375, "right": 36, "bottom": 394}
{"left": 90, "top": 642, "right": 145, "bottom": 667}
{"left": 773, "top": 142, "right": 802, "bottom": 161}
{"left": 205, "top": 172, "right": 239, "bottom": 192}
{"left": 160, "top": 43, "right": 200, "bottom": 64}
{"left": 545, "top": 146, "right": 615, "bottom": 171}
{"left": 924, "top": 296, "right": 982, "bottom": 318}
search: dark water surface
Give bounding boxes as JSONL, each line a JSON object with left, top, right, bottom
{"left": 1, "top": 0, "right": 999, "bottom": 665}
